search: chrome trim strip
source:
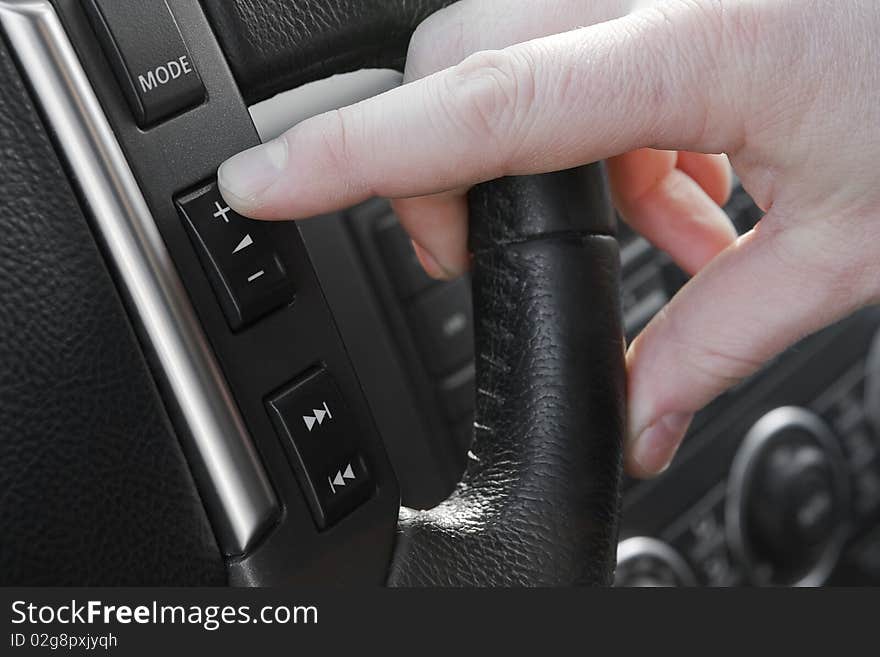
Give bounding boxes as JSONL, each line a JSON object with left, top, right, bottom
{"left": 0, "top": 0, "right": 278, "bottom": 555}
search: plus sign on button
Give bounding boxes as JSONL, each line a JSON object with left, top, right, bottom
{"left": 176, "top": 180, "right": 295, "bottom": 330}
{"left": 213, "top": 201, "right": 232, "bottom": 223}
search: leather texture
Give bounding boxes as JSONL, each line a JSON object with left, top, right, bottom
{"left": 201, "top": 0, "right": 455, "bottom": 104}
{"left": 0, "top": 33, "right": 226, "bottom": 585}
{"left": 389, "top": 173, "right": 625, "bottom": 586}
{"left": 205, "top": 0, "right": 626, "bottom": 586}
{"left": 469, "top": 164, "right": 617, "bottom": 248}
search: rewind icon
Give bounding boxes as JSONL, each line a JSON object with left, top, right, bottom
{"left": 302, "top": 401, "right": 333, "bottom": 432}
{"left": 328, "top": 463, "right": 356, "bottom": 494}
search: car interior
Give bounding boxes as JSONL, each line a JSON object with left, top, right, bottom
{"left": 1, "top": 0, "right": 878, "bottom": 587}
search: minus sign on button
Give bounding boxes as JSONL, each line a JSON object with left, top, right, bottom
{"left": 247, "top": 270, "right": 265, "bottom": 283}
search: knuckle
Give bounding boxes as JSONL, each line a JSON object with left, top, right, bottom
{"left": 407, "top": 5, "right": 466, "bottom": 79}
{"left": 445, "top": 48, "right": 534, "bottom": 156}
{"left": 321, "top": 108, "right": 352, "bottom": 172}
{"left": 628, "top": 0, "right": 734, "bottom": 148}
{"left": 614, "top": 9, "right": 688, "bottom": 136}
{"left": 684, "top": 343, "right": 763, "bottom": 390}
{"left": 652, "top": 0, "right": 725, "bottom": 39}
{"left": 320, "top": 107, "right": 370, "bottom": 191}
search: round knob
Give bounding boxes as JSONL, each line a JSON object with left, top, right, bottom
{"left": 615, "top": 537, "right": 696, "bottom": 587}
{"left": 726, "top": 407, "right": 849, "bottom": 586}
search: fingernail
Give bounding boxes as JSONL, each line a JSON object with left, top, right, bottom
{"left": 217, "top": 138, "right": 289, "bottom": 209}
{"left": 631, "top": 412, "right": 693, "bottom": 475}
{"left": 412, "top": 241, "right": 454, "bottom": 280}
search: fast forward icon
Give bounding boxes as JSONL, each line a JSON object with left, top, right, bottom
{"left": 302, "top": 401, "right": 332, "bottom": 432}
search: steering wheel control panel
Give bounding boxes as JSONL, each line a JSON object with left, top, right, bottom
{"left": 83, "top": 0, "right": 205, "bottom": 127}
{"left": 267, "top": 368, "right": 374, "bottom": 529}
{"left": 176, "top": 182, "right": 295, "bottom": 330}
{"left": 53, "top": 0, "right": 400, "bottom": 584}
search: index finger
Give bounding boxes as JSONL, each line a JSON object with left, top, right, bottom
{"left": 217, "top": 4, "right": 743, "bottom": 221}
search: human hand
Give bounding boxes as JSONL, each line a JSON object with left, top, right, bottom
{"left": 217, "top": 0, "right": 880, "bottom": 478}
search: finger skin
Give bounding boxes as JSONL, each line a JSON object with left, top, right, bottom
{"left": 609, "top": 149, "right": 737, "bottom": 275}
{"left": 675, "top": 152, "right": 732, "bottom": 207}
{"left": 619, "top": 0, "right": 880, "bottom": 475}
{"left": 410, "top": 239, "right": 447, "bottom": 279}
{"left": 217, "top": 4, "right": 745, "bottom": 220}
{"left": 401, "top": 0, "right": 734, "bottom": 277}
{"left": 397, "top": 0, "right": 640, "bottom": 275}
{"left": 392, "top": 192, "right": 470, "bottom": 278}
{"left": 625, "top": 209, "right": 880, "bottom": 477}
{"left": 405, "top": 0, "right": 637, "bottom": 79}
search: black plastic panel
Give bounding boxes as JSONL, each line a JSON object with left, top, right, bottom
{"left": 297, "top": 212, "right": 462, "bottom": 509}
{"left": 83, "top": 0, "right": 205, "bottom": 126}
{"left": 267, "top": 368, "right": 375, "bottom": 529}
{"left": 52, "top": 0, "right": 399, "bottom": 585}
{"left": 337, "top": 201, "right": 477, "bottom": 505}
{"left": 176, "top": 181, "right": 295, "bottom": 330}
{"left": 620, "top": 309, "right": 880, "bottom": 585}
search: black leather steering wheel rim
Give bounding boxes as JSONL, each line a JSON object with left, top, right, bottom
{"left": 201, "top": 0, "right": 627, "bottom": 586}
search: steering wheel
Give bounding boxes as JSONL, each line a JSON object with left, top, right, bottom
{"left": 0, "top": 0, "right": 624, "bottom": 586}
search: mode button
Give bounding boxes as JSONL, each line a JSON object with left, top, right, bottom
{"left": 85, "top": 0, "right": 205, "bottom": 127}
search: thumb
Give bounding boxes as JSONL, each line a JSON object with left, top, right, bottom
{"left": 625, "top": 210, "right": 878, "bottom": 477}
